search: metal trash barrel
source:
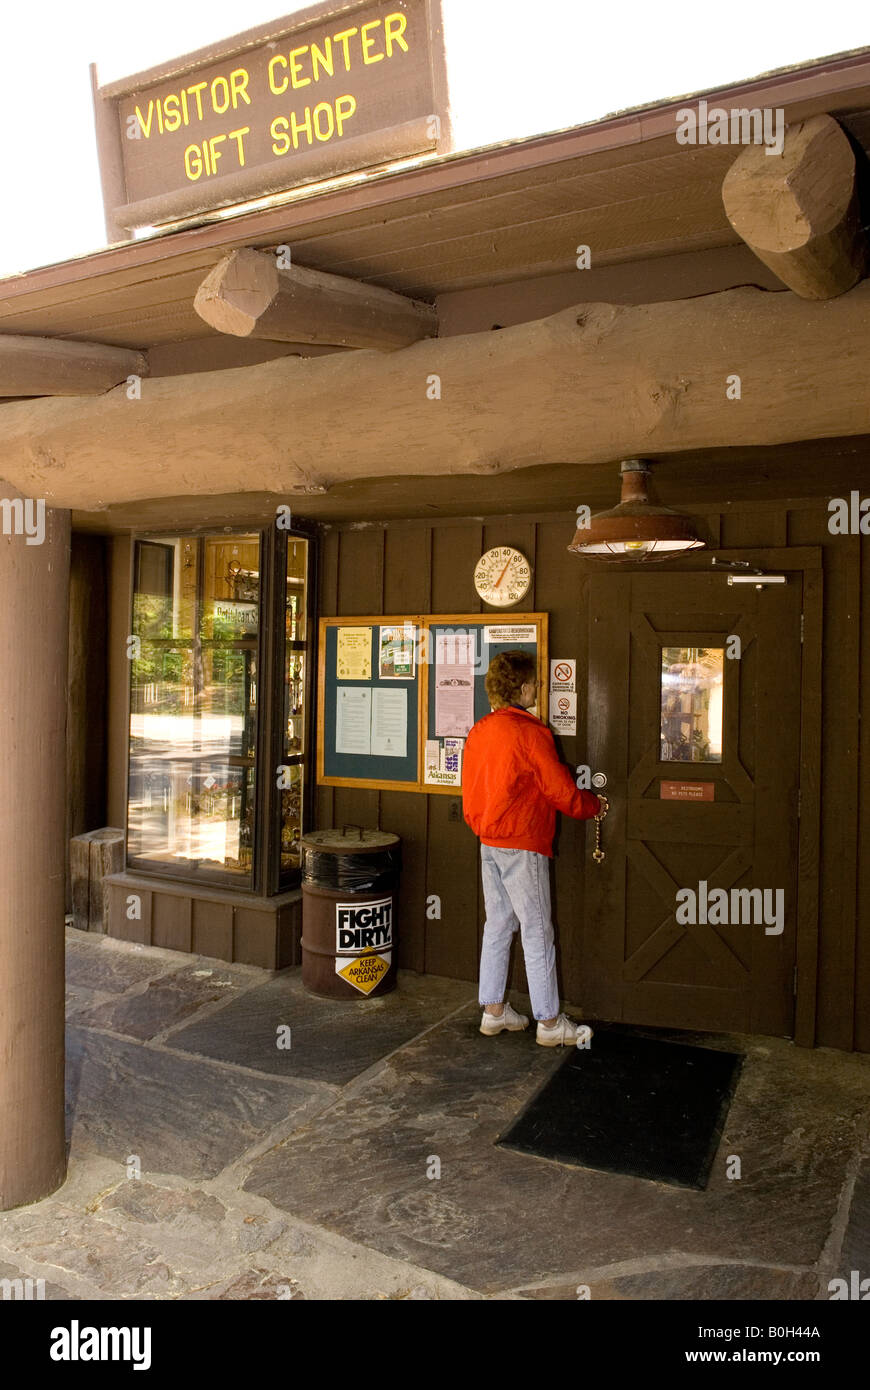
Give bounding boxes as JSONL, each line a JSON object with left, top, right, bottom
{"left": 300, "top": 827, "right": 401, "bottom": 999}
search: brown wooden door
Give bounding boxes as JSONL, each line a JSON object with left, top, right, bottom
{"left": 582, "top": 568, "right": 802, "bottom": 1036}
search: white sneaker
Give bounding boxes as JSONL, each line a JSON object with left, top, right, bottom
{"left": 536, "top": 1013, "right": 593, "bottom": 1048}
{"left": 480, "top": 1001, "right": 530, "bottom": 1035}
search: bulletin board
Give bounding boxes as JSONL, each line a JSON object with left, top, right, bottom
{"left": 317, "top": 613, "right": 548, "bottom": 794}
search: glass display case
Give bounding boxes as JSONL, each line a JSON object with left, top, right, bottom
{"left": 279, "top": 536, "right": 310, "bottom": 882}
{"left": 127, "top": 525, "right": 315, "bottom": 892}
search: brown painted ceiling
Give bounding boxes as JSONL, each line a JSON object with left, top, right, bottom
{"left": 2, "top": 52, "right": 870, "bottom": 352}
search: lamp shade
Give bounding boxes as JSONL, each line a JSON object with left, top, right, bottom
{"left": 568, "top": 460, "right": 704, "bottom": 561}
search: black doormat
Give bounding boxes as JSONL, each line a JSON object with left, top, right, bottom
{"left": 496, "top": 1026, "right": 743, "bottom": 1189}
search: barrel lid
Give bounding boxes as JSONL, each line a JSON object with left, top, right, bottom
{"left": 301, "top": 828, "right": 400, "bottom": 854}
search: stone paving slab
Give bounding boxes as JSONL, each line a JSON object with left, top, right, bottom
{"left": 837, "top": 1155, "right": 870, "bottom": 1280}
{"left": 244, "top": 1008, "right": 870, "bottom": 1295}
{"left": 0, "top": 1257, "right": 76, "bottom": 1301}
{"left": 0, "top": 1205, "right": 180, "bottom": 1298}
{"left": 167, "top": 968, "right": 476, "bottom": 1084}
{"left": 72, "top": 963, "right": 256, "bottom": 1042}
{"left": 65, "top": 931, "right": 187, "bottom": 995}
{"left": 5, "top": 932, "right": 866, "bottom": 1301}
{"left": 66, "top": 1026, "right": 335, "bottom": 1181}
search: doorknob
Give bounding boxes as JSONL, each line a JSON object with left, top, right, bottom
{"left": 591, "top": 772, "right": 608, "bottom": 789}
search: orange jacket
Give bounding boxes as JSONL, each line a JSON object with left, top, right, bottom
{"left": 462, "top": 705, "right": 601, "bottom": 856}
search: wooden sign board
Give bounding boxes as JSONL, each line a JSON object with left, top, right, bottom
{"left": 93, "top": 0, "right": 449, "bottom": 236}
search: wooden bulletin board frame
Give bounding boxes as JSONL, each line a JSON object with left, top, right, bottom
{"left": 316, "top": 613, "right": 548, "bottom": 794}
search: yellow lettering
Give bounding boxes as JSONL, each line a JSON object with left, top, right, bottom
{"left": 229, "top": 126, "right": 249, "bottom": 166}
{"left": 289, "top": 45, "right": 310, "bottom": 88}
{"left": 184, "top": 144, "right": 202, "bottom": 180}
{"left": 134, "top": 102, "right": 154, "bottom": 138}
{"left": 384, "top": 13, "right": 409, "bottom": 56}
{"left": 271, "top": 115, "right": 290, "bottom": 156}
{"left": 180, "top": 89, "right": 189, "bottom": 124}
{"left": 230, "top": 68, "right": 250, "bottom": 107}
{"left": 312, "top": 101, "right": 334, "bottom": 141}
{"left": 311, "top": 37, "right": 334, "bottom": 80}
{"left": 202, "top": 140, "right": 211, "bottom": 175}
{"left": 155, "top": 99, "right": 164, "bottom": 135}
{"left": 332, "top": 27, "right": 358, "bottom": 71}
{"left": 335, "top": 94, "right": 356, "bottom": 136}
{"left": 361, "top": 20, "right": 384, "bottom": 63}
{"left": 209, "top": 133, "right": 226, "bottom": 171}
{"left": 269, "top": 54, "right": 288, "bottom": 95}
{"left": 290, "top": 107, "right": 313, "bottom": 148}
{"left": 211, "top": 76, "right": 230, "bottom": 114}
{"left": 187, "top": 82, "right": 207, "bottom": 120}
{"left": 162, "top": 94, "right": 181, "bottom": 131}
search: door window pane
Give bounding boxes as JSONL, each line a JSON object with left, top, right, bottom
{"left": 128, "top": 534, "right": 261, "bottom": 882}
{"left": 660, "top": 646, "right": 724, "bottom": 763}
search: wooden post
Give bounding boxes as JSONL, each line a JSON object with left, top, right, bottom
{"left": 0, "top": 483, "right": 70, "bottom": 1209}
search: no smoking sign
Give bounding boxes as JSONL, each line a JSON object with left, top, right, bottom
{"left": 549, "top": 658, "right": 577, "bottom": 734}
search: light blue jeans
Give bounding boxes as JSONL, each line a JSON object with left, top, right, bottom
{"left": 478, "top": 844, "right": 559, "bottom": 1021}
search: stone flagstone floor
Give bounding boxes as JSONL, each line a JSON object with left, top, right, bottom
{"left": 0, "top": 929, "right": 867, "bottom": 1300}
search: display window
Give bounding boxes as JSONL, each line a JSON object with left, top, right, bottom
{"left": 127, "top": 525, "right": 315, "bottom": 891}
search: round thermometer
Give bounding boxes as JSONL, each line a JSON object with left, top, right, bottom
{"left": 473, "top": 547, "right": 531, "bottom": 608}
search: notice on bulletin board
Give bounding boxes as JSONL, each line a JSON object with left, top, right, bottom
{"left": 484, "top": 624, "right": 537, "bottom": 644}
{"left": 335, "top": 687, "right": 371, "bottom": 755}
{"left": 371, "top": 688, "right": 407, "bottom": 757}
{"left": 378, "top": 624, "right": 416, "bottom": 679}
{"left": 434, "top": 631, "right": 475, "bottom": 736}
{"left": 435, "top": 671, "right": 474, "bottom": 735}
{"left": 336, "top": 627, "right": 372, "bottom": 679}
{"left": 424, "top": 735, "right": 464, "bottom": 786}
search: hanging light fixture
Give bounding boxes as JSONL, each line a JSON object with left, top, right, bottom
{"left": 567, "top": 460, "right": 704, "bottom": 561}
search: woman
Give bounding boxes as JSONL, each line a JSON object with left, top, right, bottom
{"left": 462, "top": 651, "right": 605, "bottom": 1046}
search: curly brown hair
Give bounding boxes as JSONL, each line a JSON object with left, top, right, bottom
{"left": 485, "top": 651, "right": 537, "bottom": 709}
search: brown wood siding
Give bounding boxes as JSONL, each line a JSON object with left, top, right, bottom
{"left": 318, "top": 497, "right": 868, "bottom": 1051}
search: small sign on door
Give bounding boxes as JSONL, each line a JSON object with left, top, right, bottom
{"left": 549, "top": 659, "right": 577, "bottom": 734}
{"left": 660, "top": 781, "right": 715, "bottom": 801}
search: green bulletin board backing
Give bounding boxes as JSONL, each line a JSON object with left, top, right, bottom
{"left": 317, "top": 613, "right": 548, "bottom": 794}
{"left": 318, "top": 620, "right": 421, "bottom": 789}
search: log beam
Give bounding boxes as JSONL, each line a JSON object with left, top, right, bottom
{"left": 0, "top": 335, "right": 147, "bottom": 397}
{"left": 193, "top": 248, "right": 438, "bottom": 349}
{"left": 722, "top": 114, "right": 869, "bottom": 299}
{"left": 0, "top": 282, "right": 869, "bottom": 511}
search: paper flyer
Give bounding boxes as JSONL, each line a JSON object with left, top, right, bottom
{"left": 336, "top": 627, "right": 371, "bottom": 679}
{"left": 378, "top": 624, "right": 416, "bottom": 679}
{"left": 435, "top": 664, "right": 474, "bottom": 736}
{"left": 335, "top": 686, "right": 371, "bottom": 755}
{"left": 370, "top": 687, "right": 407, "bottom": 757}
